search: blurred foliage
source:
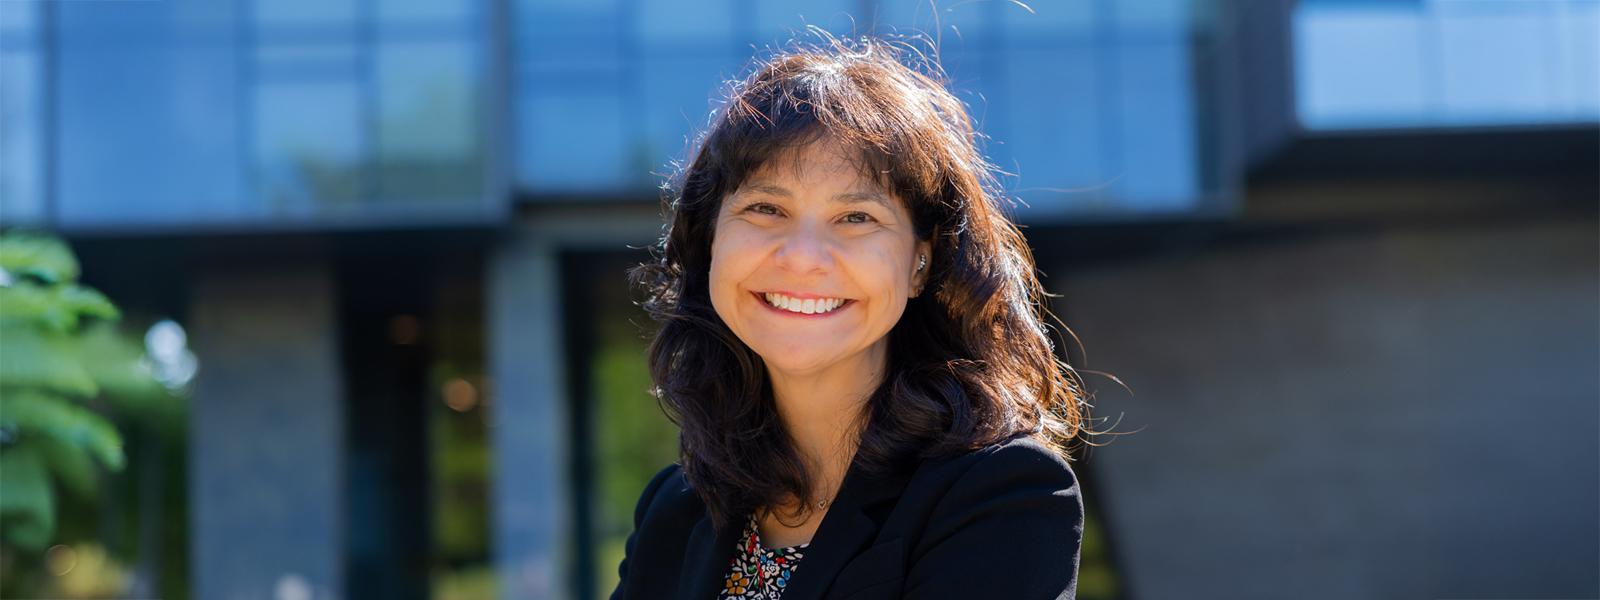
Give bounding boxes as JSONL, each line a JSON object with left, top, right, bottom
{"left": 424, "top": 281, "right": 496, "bottom": 600}
{"left": 429, "top": 366, "right": 492, "bottom": 563}
{"left": 1077, "top": 504, "right": 1123, "bottom": 599}
{"left": 431, "top": 564, "right": 496, "bottom": 600}
{"left": 0, "top": 232, "right": 184, "bottom": 596}
{"left": 591, "top": 299, "right": 679, "bottom": 597}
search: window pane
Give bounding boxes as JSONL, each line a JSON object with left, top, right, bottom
{"left": 254, "top": 82, "right": 366, "bottom": 212}
{"left": 637, "top": 53, "right": 743, "bottom": 173}
{"left": 874, "top": 0, "right": 992, "bottom": 42}
{"left": 515, "top": 0, "right": 625, "bottom": 75}
{"left": 998, "top": 49, "right": 1107, "bottom": 215}
{"left": 1000, "top": 0, "right": 1095, "bottom": 38}
{"left": 1436, "top": 5, "right": 1552, "bottom": 123}
{"left": 0, "top": 1, "right": 39, "bottom": 38}
{"left": 1294, "top": 6, "right": 1429, "bottom": 128}
{"left": 378, "top": 0, "right": 472, "bottom": 24}
{"left": 1112, "top": 42, "right": 1197, "bottom": 210}
{"left": 936, "top": 47, "right": 996, "bottom": 135}
{"left": 635, "top": 0, "right": 735, "bottom": 44}
{"left": 0, "top": 49, "right": 45, "bottom": 225}
{"left": 377, "top": 41, "right": 483, "bottom": 202}
{"left": 57, "top": 42, "right": 246, "bottom": 225}
{"left": 752, "top": 0, "right": 857, "bottom": 46}
{"left": 1111, "top": 0, "right": 1193, "bottom": 35}
{"left": 1563, "top": 2, "right": 1600, "bottom": 118}
{"left": 516, "top": 89, "right": 631, "bottom": 194}
{"left": 253, "top": 0, "right": 358, "bottom": 28}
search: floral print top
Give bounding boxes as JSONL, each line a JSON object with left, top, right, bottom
{"left": 718, "top": 514, "right": 809, "bottom": 599}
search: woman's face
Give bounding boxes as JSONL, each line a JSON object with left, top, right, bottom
{"left": 710, "top": 138, "right": 931, "bottom": 378}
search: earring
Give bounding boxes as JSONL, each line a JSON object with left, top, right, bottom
{"left": 916, "top": 254, "right": 926, "bottom": 272}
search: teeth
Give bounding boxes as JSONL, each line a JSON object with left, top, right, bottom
{"left": 762, "top": 293, "right": 846, "bottom": 315}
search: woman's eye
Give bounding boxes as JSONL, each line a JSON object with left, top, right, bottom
{"left": 745, "top": 203, "right": 781, "bottom": 216}
{"left": 841, "top": 212, "right": 876, "bottom": 224}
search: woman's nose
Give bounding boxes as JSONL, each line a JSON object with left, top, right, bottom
{"left": 772, "top": 225, "right": 834, "bottom": 274}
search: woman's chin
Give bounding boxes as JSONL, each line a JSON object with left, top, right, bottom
{"left": 756, "top": 352, "right": 845, "bottom": 378}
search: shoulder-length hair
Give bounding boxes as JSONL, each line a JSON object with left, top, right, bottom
{"left": 632, "top": 36, "right": 1092, "bottom": 532}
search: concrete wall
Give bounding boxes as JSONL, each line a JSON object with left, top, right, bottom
{"left": 1056, "top": 214, "right": 1598, "bottom": 599}
{"left": 189, "top": 262, "right": 346, "bottom": 600}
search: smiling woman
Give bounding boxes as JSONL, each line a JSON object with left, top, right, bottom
{"left": 618, "top": 35, "right": 1095, "bottom": 600}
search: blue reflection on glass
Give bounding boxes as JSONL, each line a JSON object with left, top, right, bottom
{"left": 254, "top": 82, "right": 365, "bottom": 214}
{"left": 56, "top": 32, "right": 247, "bottom": 225}
{"left": 1112, "top": 41, "right": 1197, "bottom": 211}
{"left": 0, "top": 2, "right": 44, "bottom": 225}
{"left": 1295, "top": 0, "right": 1600, "bottom": 129}
{"left": 638, "top": 53, "right": 743, "bottom": 174}
{"left": 377, "top": 41, "right": 483, "bottom": 202}
{"left": 518, "top": 91, "right": 630, "bottom": 193}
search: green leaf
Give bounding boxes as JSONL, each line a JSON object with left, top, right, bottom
{"left": 33, "top": 434, "right": 99, "bottom": 497}
{"left": 0, "top": 233, "right": 79, "bottom": 285}
{"left": 0, "top": 390, "right": 125, "bottom": 471}
{"left": 58, "top": 284, "right": 120, "bottom": 322}
{"left": 0, "top": 282, "right": 120, "bottom": 332}
{"left": 0, "top": 324, "right": 100, "bottom": 398}
{"left": 0, "top": 282, "right": 78, "bottom": 331}
{"left": 78, "top": 323, "right": 172, "bottom": 409}
{"left": 0, "top": 443, "right": 58, "bottom": 550}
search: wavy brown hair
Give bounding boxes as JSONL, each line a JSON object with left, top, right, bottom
{"left": 631, "top": 36, "right": 1094, "bottom": 532}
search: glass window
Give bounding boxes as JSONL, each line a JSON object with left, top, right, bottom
{"left": 997, "top": 49, "right": 1107, "bottom": 214}
{"left": 253, "top": 82, "right": 366, "bottom": 213}
{"left": 254, "top": 41, "right": 362, "bottom": 81}
{"left": 999, "top": 0, "right": 1095, "bottom": 39}
{"left": 59, "top": 0, "right": 231, "bottom": 38}
{"left": 376, "top": 41, "right": 483, "bottom": 202}
{"left": 752, "top": 0, "right": 857, "bottom": 46}
{"left": 637, "top": 53, "right": 744, "bottom": 173}
{"left": 635, "top": 0, "right": 735, "bottom": 44}
{"left": 0, "top": 0, "right": 39, "bottom": 37}
{"left": 0, "top": 5, "right": 44, "bottom": 226}
{"left": 1293, "top": 0, "right": 1598, "bottom": 130}
{"left": 1435, "top": 4, "right": 1552, "bottom": 123}
{"left": 1294, "top": 6, "right": 1429, "bottom": 128}
{"left": 253, "top": 0, "right": 358, "bottom": 28}
{"left": 1561, "top": 2, "right": 1600, "bottom": 118}
{"left": 56, "top": 42, "right": 247, "bottom": 225}
{"left": 1110, "top": 0, "right": 1194, "bottom": 35}
{"left": 873, "top": 0, "right": 993, "bottom": 43}
{"left": 931, "top": 45, "right": 995, "bottom": 124}
{"left": 515, "top": 0, "right": 625, "bottom": 77}
{"left": 378, "top": 0, "right": 473, "bottom": 25}
{"left": 516, "top": 89, "right": 631, "bottom": 194}
{"left": 1111, "top": 42, "right": 1197, "bottom": 211}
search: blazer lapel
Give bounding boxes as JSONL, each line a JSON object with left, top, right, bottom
{"left": 778, "top": 460, "right": 910, "bottom": 600}
{"left": 678, "top": 514, "right": 741, "bottom": 600}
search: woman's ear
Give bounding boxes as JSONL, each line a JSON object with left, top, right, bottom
{"left": 911, "top": 239, "right": 933, "bottom": 297}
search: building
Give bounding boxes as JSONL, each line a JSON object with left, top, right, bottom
{"left": 1, "top": 0, "right": 1594, "bottom": 598}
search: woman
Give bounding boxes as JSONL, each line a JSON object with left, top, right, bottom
{"left": 617, "top": 37, "right": 1092, "bottom": 600}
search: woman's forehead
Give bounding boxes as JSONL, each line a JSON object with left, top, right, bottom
{"left": 743, "top": 138, "right": 894, "bottom": 193}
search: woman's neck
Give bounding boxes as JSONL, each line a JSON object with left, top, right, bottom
{"left": 766, "top": 343, "right": 886, "bottom": 501}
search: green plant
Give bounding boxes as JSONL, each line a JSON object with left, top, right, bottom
{"left": 0, "top": 232, "right": 172, "bottom": 551}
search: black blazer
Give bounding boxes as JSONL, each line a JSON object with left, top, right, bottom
{"left": 610, "top": 436, "right": 1083, "bottom": 599}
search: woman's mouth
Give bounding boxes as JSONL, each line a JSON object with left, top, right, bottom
{"left": 753, "top": 291, "right": 853, "bottom": 316}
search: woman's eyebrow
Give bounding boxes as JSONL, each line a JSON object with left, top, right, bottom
{"left": 835, "top": 191, "right": 892, "bottom": 210}
{"left": 740, "top": 182, "right": 890, "bottom": 210}
{"left": 741, "top": 182, "right": 792, "bottom": 198}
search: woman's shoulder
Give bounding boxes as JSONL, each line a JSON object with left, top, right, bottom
{"left": 630, "top": 463, "right": 707, "bottom": 527}
{"left": 917, "top": 434, "right": 1079, "bottom": 494}
{"left": 893, "top": 435, "right": 1084, "bottom": 597}
{"left": 908, "top": 435, "right": 1081, "bottom": 515}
